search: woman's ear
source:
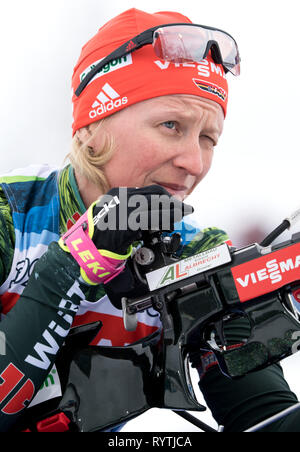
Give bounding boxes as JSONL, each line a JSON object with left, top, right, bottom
{"left": 75, "top": 125, "right": 93, "bottom": 145}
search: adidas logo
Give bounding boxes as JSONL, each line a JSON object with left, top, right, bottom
{"left": 89, "top": 83, "right": 128, "bottom": 119}
{"left": 126, "top": 40, "right": 137, "bottom": 52}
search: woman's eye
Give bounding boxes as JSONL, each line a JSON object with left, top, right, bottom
{"left": 162, "top": 121, "right": 177, "bottom": 130}
{"left": 200, "top": 135, "right": 216, "bottom": 147}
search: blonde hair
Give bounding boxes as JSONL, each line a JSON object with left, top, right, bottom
{"left": 65, "top": 119, "right": 115, "bottom": 193}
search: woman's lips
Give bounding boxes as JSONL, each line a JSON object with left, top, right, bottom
{"left": 155, "top": 182, "right": 189, "bottom": 199}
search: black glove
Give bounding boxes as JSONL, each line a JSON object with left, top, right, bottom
{"left": 59, "top": 185, "right": 193, "bottom": 286}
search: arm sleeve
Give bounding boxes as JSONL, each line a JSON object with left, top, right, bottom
{"left": 0, "top": 186, "right": 15, "bottom": 286}
{"left": 0, "top": 242, "right": 90, "bottom": 431}
{"left": 180, "top": 227, "right": 230, "bottom": 258}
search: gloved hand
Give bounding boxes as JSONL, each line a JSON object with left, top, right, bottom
{"left": 59, "top": 185, "right": 193, "bottom": 286}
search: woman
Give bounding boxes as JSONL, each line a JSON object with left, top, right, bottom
{"left": 0, "top": 8, "right": 298, "bottom": 432}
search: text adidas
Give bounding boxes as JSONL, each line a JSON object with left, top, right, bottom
{"left": 89, "top": 97, "right": 128, "bottom": 119}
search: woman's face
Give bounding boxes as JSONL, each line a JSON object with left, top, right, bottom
{"left": 89, "top": 94, "right": 224, "bottom": 200}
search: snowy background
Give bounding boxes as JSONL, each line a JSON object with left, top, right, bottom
{"left": 1, "top": 0, "right": 300, "bottom": 431}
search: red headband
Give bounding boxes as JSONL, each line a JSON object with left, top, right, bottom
{"left": 71, "top": 8, "right": 228, "bottom": 135}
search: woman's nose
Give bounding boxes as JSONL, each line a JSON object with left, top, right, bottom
{"left": 172, "top": 138, "right": 207, "bottom": 177}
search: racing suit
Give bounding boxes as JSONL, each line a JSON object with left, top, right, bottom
{"left": 0, "top": 164, "right": 299, "bottom": 432}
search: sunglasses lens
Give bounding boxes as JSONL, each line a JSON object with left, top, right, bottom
{"left": 153, "top": 26, "right": 207, "bottom": 63}
{"left": 211, "top": 29, "right": 241, "bottom": 75}
{"left": 153, "top": 25, "right": 240, "bottom": 75}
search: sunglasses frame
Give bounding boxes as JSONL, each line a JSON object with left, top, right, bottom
{"left": 75, "top": 22, "right": 240, "bottom": 97}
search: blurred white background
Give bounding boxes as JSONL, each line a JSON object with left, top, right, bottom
{"left": 1, "top": 0, "right": 300, "bottom": 431}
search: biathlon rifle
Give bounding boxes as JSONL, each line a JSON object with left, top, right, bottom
{"left": 122, "top": 208, "right": 300, "bottom": 379}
